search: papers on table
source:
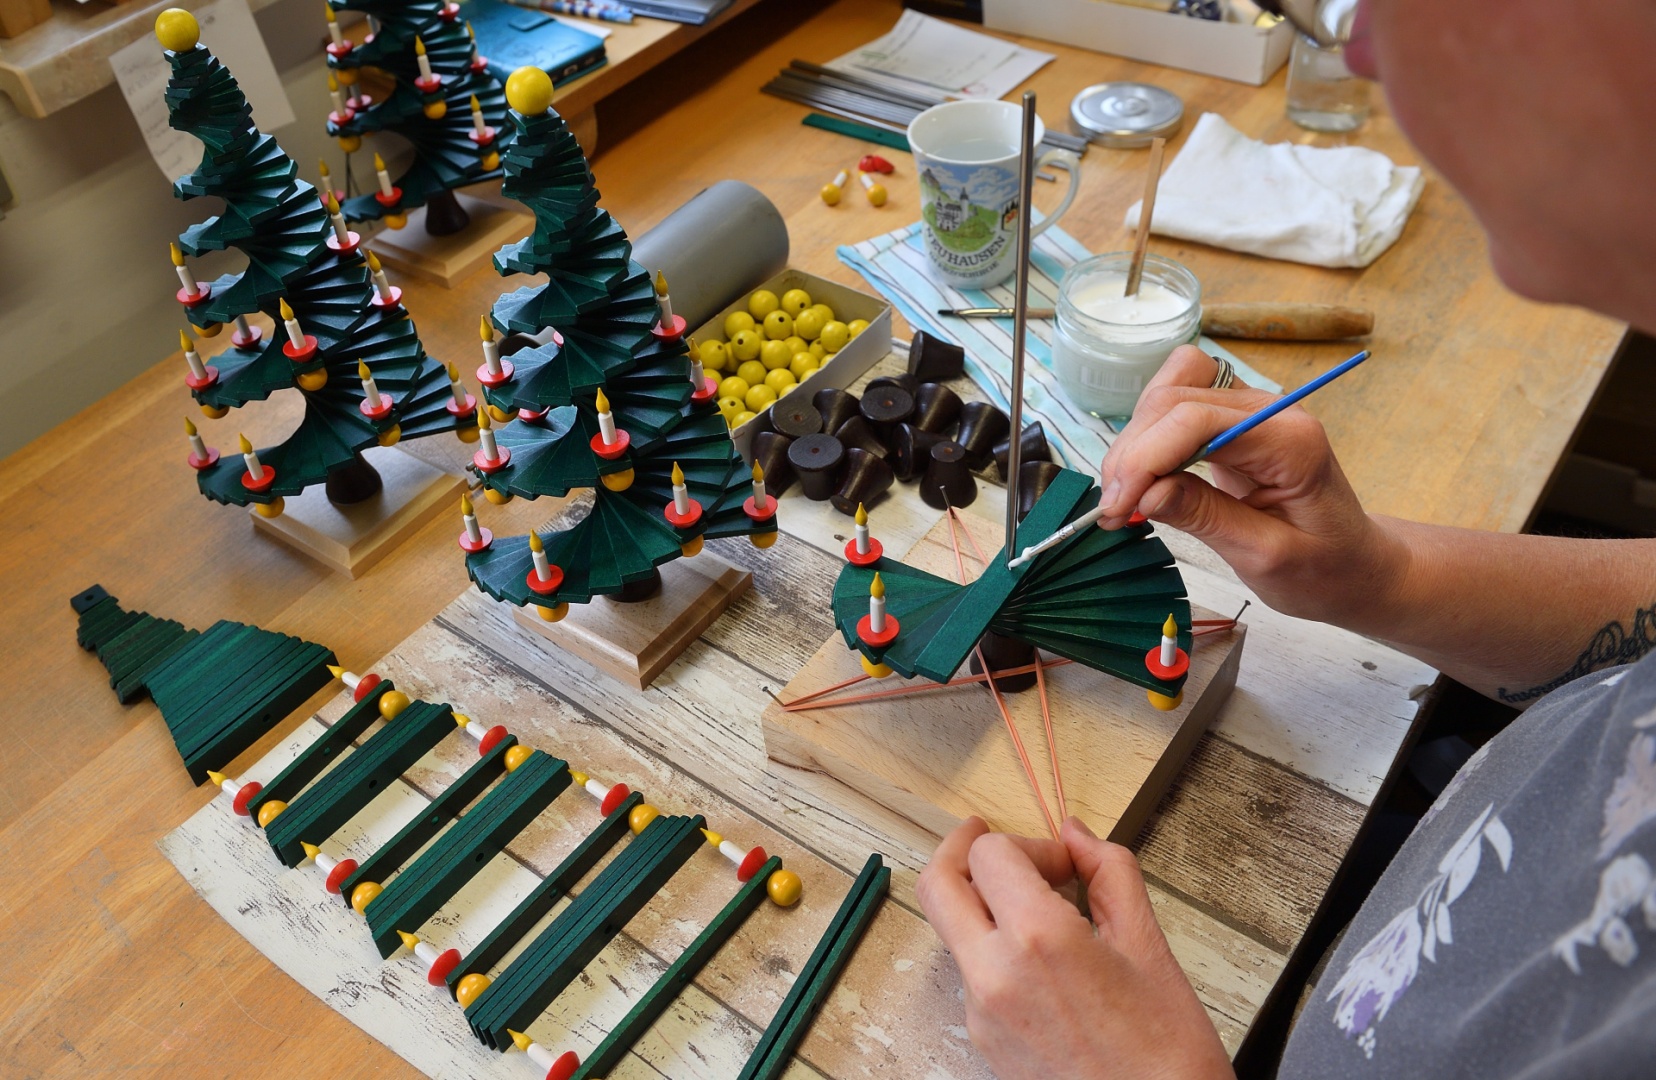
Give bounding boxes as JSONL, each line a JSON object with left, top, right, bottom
{"left": 827, "top": 9, "right": 1054, "bottom": 102}
{"left": 110, "top": 0, "right": 295, "bottom": 182}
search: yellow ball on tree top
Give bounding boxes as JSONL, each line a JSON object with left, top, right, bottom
{"left": 155, "top": 8, "right": 200, "bottom": 52}
{"left": 506, "top": 66, "right": 554, "bottom": 116}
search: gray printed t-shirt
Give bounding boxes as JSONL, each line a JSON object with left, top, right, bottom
{"left": 1279, "top": 653, "right": 1656, "bottom": 1077}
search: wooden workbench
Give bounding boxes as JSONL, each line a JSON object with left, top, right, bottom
{"left": 0, "top": 0, "right": 1625, "bottom": 1075}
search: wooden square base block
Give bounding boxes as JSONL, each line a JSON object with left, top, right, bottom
{"left": 250, "top": 447, "right": 465, "bottom": 578}
{"left": 370, "top": 193, "right": 533, "bottom": 289}
{"left": 762, "top": 510, "right": 1246, "bottom": 844}
{"left": 511, "top": 553, "right": 752, "bottom": 690}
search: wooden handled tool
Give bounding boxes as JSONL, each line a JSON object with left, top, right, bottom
{"left": 938, "top": 301, "right": 1375, "bottom": 341}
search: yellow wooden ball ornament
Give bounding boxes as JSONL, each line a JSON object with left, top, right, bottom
{"left": 296, "top": 369, "right": 328, "bottom": 391}
{"left": 766, "top": 868, "right": 803, "bottom": 907}
{"left": 334, "top": 67, "right": 359, "bottom": 86}
{"left": 484, "top": 487, "right": 512, "bottom": 505}
{"left": 504, "top": 745, "right": 534, "bottom": 772}
{"left": 536, "top": 602, "right": 569, "bottom": 622}
{"left": 154, "top": 8, "right": 200, "bottom": 52}
{"left": 256, "top": 799, "right": 287, "bottom": 828}
{"left": 423, "top": 100, "right": 447, "bottom": 120}
{"left": 1148, "top": 689, "right": 1184, "bottom": 711}
{"left": 486, "top": 403, "right": 516, "bottom": 423}
{"left": 384, "top": 211, "right": 408, "bottom": 229}
{"left": 505, "top": 66, "right": 554, "bottom": 115}
{"left": 780, "top": 288, "right": 812, "bottom": 316}
{"left": 600, "top": 468, "right": 634, "bottom": 491}
{"left": 195, "top": 321, "right": 223, "bottom": 338}
{"left": 482, "top": 150, "right": 501, "bottom": 171}
{"left": 201, "top": 402, "right": 229, "bottom": 419}
{"left": 351, "top": 881, "right": 383, "bottom": 913}
{"left": 253, "top": 497, "right": 285, "bottom": 519}
{"left": 681, "top": 536, "right": 704, "bottom": 557}
{"left": 750, "top": 530, "right": 778, "bottom": 549}
{"left": 628, "top": 804, "right": 660, "bottom": 834}
{"left": 378, "top": 690, "right": 411, "bottom": 720}
{"left": 455, "top": 973, "right": 491, "bottom": 1008}
{"left": 860, "top": 654, "right": 893, "bottom": 678}
{"left": 377, "top": 423, "right": 401, "bottom": 447}
{"left": 338, "top": 134, "right": 363, "bottom": 153}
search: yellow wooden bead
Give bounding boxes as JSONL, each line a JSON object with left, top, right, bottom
{"left": 789, "top": 353, "right": 819, "bottom": 381}
{"left": 732, "top": 410, "right": 757, "bottom": 428}
{"left": 864, "top": 182, "right": 888, "bottom": 207}
{"left": 295, "top": 368, "right": 328, "bottom": 392}
{"left": 808, "top": 304, "right": 835, "bottom": 323}
{"left": 377, "top": 423, "right": 401, "bottom": 447}
{"left": 378, "top": 690, "right": 411, "bottom": 720}
{"left": 719, "top": 375, "right": 751, "bottom": 402}
{"left": 750, "top": 530, "right": 777, "bottom": 549}
{"left": 820, "top": 183, "right": 842, "bottom": 206}
{"left": 766, "top": 868, "right": 803, "bottom": 907}
{"left": 722, "top": 311, "right": 756, "bottom": 341}
{"left": 504, "top": 745, "right": 534, "bottom": 772}
{"left": 537, "top": 602, "right": 569, "bottom": 622}
{"left": 1147, "top": 689, "right": 1184, "bottom": 711}
{"left": 698, "top": 339, "right": 729, "bottom": 371}
{"left": 600, "top": 468, "right": 634, "bottom": 492}
{"left": 746, "top": 289, "right": 780, "bottom": 320}
{"left": 781, "top": 334, "right": 807, "bottom": 356}
{"left": 743, "top": 385, "right": 777, "bottom": 413}
{"left": 809, "top": 342, "right": 827, "bottom": 360}
{"left": 764, "top": 369, "right": 796, "bottom": 395}
{"left": 255, "top": 799, "right": 287, "bottom": 828}
{"left": 819, "top": 321, "right": 851, "bottom": 354}
{"left": 200, "top": 403, "right": 229, "bottom": 419}
{"left": 253, "top": 497, "right": 285, "bottom": 519}
{"left": 717, "top": 396, "right": 744, "bottom": 423}
{"left": 484, "top": 487, "right": 512, "bottom": 505}
{"left": 780, "top": 289, "right": 812, "bottom": 316}
{"left": 628, "top": 804, "right": 660, "bottom": 834}
{"left": 681, "top": 536, "right": 704, "bottom": 557}
{"left": 505, "top": 65, "right": 554, "bottom": 115}
{"left": 847, "top": 319, "right": 870, "bottom": 338}
{"left": 351, "top": 881, "right": 383, "bottom": 913}
{"left": 335, "top": 67, "right": 359, "bottom": 86}
{"left": 702, "top": 367, "right": 722, "bottom": 385}
{"left": 792, "top": 309, "right": 825, "bottom": 342}
{"left": 759, "top": 339, "right": 792, "bottom": 371}
{"left": 423, "top": 100, "right": 447, "bottom": 120}
{"left": 154, "top": 7, "right": 200, "bottom": 51}
{"left": 482, "top": 151, "right": 501, "bottom": 171}
{"left": 458, "top": 425, "right": 481, "bottom": 444}
{"left": 384, "top": 211, "right": 408, "bottom": 229}
{"left": 455, "top": 973, "right": 492, "bottom": 1008}
{"left": 486, "top": 404, "right": 516, "bottom": 423}
{"left": 735, "top": 361, "right": 767, "bottom": 387}
{"left": 195, "top": 321, "right": 223, "bottom": 338}
{"left": 338, "top": 134, "right": 363, "bottom": 153}
{"left": 860, "top": 655, "right": 893, "bottom": 679}
{"left": 729, "top": 329, "right": 762, "bottom": 362}
{"left": 762, "top": 310, "right": 794, "bottom": 341}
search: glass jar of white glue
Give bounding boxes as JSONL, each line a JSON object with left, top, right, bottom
{"left": 1052, "top": 252, "right": 1202, "bottom": 419}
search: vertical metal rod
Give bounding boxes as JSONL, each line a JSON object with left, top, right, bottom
{"left": 1005, "top": 91, "right": 1038, "bottom": 564}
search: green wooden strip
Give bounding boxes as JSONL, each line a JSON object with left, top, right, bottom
{"left": 101, "top": 619, "right": 187, "bottom": 688}
{"left": 365, "top": 750, "right": 570, "bottom": 957}
{"left": 448, "top": 791, "right": 641, "bottom": 996}
{"left": 573, "top": 856, "right": 781, "bottom": 1079}
{"left": 116, "top": 627, "right": 200, "bottom": 703}
{"left": 801, "top": 112, "right": 911, "bottom": 152}
{"left": 246, "top": 679, "right": 389, "bottom": 818}
{"left": 468, "top": 808, "right": 682, "bottom": 1035}
{"left": 166, "top": 634, "right": 309, "bottom": 747}
{"left": 75, "top": 595, "right": 133, "bottom": 648}
{"left": 748, "top": 867, "right": 894, "bottom": 1080}
{"left": 141, "top": 621, "right": 246, "bottom": 698}
{"left": 340, "top": 733, "right": 516, "bottom": 906}
{"left": 170, "top": 637, "right": 320, "bottom": 756}
{"left": 264, "top": 700, "right": 456, "bottom": 866}
{"left": 739, "top": 855, "right": 890, "bottom": 1080}
{"left": 94, "top": 613, "right": 156, "bottom": 666}
{"left": 465, "top": 807, "right": 679, "bottom": 1038}
{"left": 178, "top": 643, "right": 336, "bottom": 784}
{"left": 82, "top": 607, "right": 145, "bottom": 653}
{"left": 479, "top": 815, "right": 706, "bottom": 1050}
{"left": 146, "top": 623, "right": 273, "bottom": 720}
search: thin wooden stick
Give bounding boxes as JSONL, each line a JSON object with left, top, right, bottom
{"left": 1033, "top": 649, "right": 1066, "bottom": 821}
{"left": 1124, "top": 136, "right": 1167, "bottom": 298}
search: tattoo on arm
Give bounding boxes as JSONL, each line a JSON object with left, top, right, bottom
{"left": 1497, "top": 605, "right": 1656, "bottom": 703}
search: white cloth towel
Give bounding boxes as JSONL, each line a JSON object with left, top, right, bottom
{"left": 1125, "top": 112, "right": 1424, "bottom": 269}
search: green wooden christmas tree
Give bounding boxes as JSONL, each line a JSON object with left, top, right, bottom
{"left": 461, "top": 67, "right": 778, "bottom": 621}
{"left": 323, "top": 0, "right": 509, "bottom": 235}
{"left": 157, "top": 8, "right": 474, "bottom": 517}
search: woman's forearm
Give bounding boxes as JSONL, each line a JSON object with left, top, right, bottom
{"left": 1354, "top": 519, "right": 1656, "bottom": 704}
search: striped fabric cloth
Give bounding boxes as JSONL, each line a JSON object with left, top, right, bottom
{"left": 838, "top": 222, "right": 1278, "bottom": 479}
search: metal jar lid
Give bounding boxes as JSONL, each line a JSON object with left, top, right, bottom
{"left": 1070, "top": 82, "right": 1185, "bottom": 148}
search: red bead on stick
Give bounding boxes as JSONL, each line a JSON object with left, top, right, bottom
{"left": 427, "top": 947, "right": 461, "bottom": 986}
{"left": 600, "top": 783, "right": 631, "bottom": 817}
{"left": 548, "top": 1051, "right": 580, "bottom": 1080}
{"left": 353, "top": 672, "right": 383, "bottom": 702}
{"left": 478, "top": 725, "right": 509, "bottom": 756}
{"left": 231, "top": 780, "right": 263, "bottom": 816}
{"left": 736, "top": 846, "right": 769, "bottom": 882}
{"left": 325, "top": 857, "right": 359, "bottom": 894}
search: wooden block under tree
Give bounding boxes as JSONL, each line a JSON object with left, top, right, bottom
{"left": 763, "top": 508, "right": 1245, "bottom": 843}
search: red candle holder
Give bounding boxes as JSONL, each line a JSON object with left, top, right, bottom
{"left": 446, "top": 392, "right": 477, "bottom": 418}
{"left": 283, "top": 335, "right": 319, "bottom": 364}
{"left": 352, "top": 672, "right": 382, "bottom": 702}
{"left": 326, "top": 230, "right": 361, "bottom": 254}
{"left": 231, "top": 324, "right": 262, "bottom": 348}
{"left": 242, "top": 463, "right": 277, "bottom": 493}
{"left": 468, "top": 127, "right": 497, "bottom": 147}
{"left": 359, "top": 392, "right": 395, "bottom": 420}
{"left": 664, "top": 498, "right": 703, "bottom": 528}
{"left": 185, "top": 366, "right": 219, "bottom": 391}
{"left": 651, "top": 314, "right": 687, "bottom": 342}
{"left": 327, "top": 108, "right": 355, "bottom": 126}
{"left": 414, "top": 75, "right": 443, "bottom": 94}
{"left": 476, "top": 359, "right": 514, "bottom": 387}
{"left": 187, "top": 446, "right": 220, "bottom": 470}
{"left": 857, "top": 613, "right": 900, "bottom": 648}
{"left": 457, "top": 525, "right": 493, "bottom": 553}
{"left": 326, "top": 41, "right": 354, "bottom": 59}
{"left": 589, "top": 429, "right": 630, "bottom": 460}
{"left": 1144, "top": 644, "right": 1190, "bottom": 682}
{"left": 370, "top": 285, "right": 404, "bottom": 309}
{"left": 177, "top": 282, "right": 211, "bottom": 306}
{"left": 374, "top": 186, "right": 404, "bottom": 208}
{"left": 525, "top": 562, "right": 564, "bottom": 595}
{"left": 844, "top": 537, "right": 883, "bottom": 566}
{"left": 743, "top": 495, "right": 777, "bottom": 522}
{"left": 691, "top": 376, "right": 719, "bottom": 404}
{"left": 473, "top": 446, "right": 511, "bottom": 473}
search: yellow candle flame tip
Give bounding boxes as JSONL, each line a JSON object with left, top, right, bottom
{"left": 479, "top": 315, "right": 494, "bottom": 342}
{"left": 324, "top": 3, "right": 335, "bottom": 22}
{"left": 654, "top": 270, "right": 668, "bottom": 297}
{"left": 366, "top": 249, "right": 381, "bottom": 272}
{"left": 327, "top": 70, "right": 339, "bottom": 91}
{"left": 279, "top": 297, "right": 295, "bottom": 320}
{"left": 357, "top": 360, "right": 372, "bottom": 381}
{"left": 752, "top": 461, "right": 764, "bottom": 482}
{"left": 470, "top": 93, "right": 481, "bottom": 110}
{"left": 238, "top": 434, "right": 253, "bottom": 454}
{"left": 594, "top": 388, "right": 611, "bottom": 414}
{"left": 179, "top": 328, "right": 194, "bottom": 351}
{"left": 453, "top": 712, "right": 471, "bottom": 728}
{"left": 446, "top": 361, "right": 459, "bottom": 381}
{"left": 460, "top": 490, "right": 473, "bottom": 515}
{"left": 671, "top": 462, "right": 684, "bottom": 486}
{"left": 169, "top": 242, "right": 185, "bottom": 267}
{"left": 301, "top": 841, "right": 321, "bottom": 859}
{"left": 870, "top": 572, "right": 885, "bottom": 600}
{"left": 319, "top": 159, "right": 332, "bottom": 178}
{"left": 476, "top": 408, "right": 491, "bottom": 430}
{"left": 326, "top": 191, "right": 340, "bottom": 213}
{"left": 855, "top": 502, "right": 867, "bottom": 526}
{"left": 1163, "top": 614, "right": 1178, "bottom": 638}
{"left": 701, "top": 828, "right": 722, "bottom": 847}
{"left": 508, "top": 1030, "right": 533, "bottom": 1052}
{"left": 373, "top": 151, "right": 387, "bottom": 171}
{"left": 397, "top": 930, "right": 421, "bottom": 950}
{"left": 207, "top": 770, "right": 228, "bottom": 785}
{"left": 184, "top": 417, "right": 198, "bottom": 436}
{"left": 327, "top": 664, "right": 345, "bottom": 678}
{"left": 528, "top": 531, "right": 544, "bottom": 553}
{"left": 414, "top": 35, "right": 426, "bottom": 54}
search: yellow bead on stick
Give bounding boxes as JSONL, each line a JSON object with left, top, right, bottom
{"left": 570, "top": 769, "right": 589, "bottom": 786}
{"left": 1163, "top": 613, "right": 1178, "bottom": 638}
{"left": 629, "top": 804, "right": 660, "bottom": 834}
{"left": 701, "top": 828, "right": 723, "bottom": 847}
{"left": 373, "top": 151, "right": 387, "bottom": 172}
{"left": 368, "top": 250, "right": 383, "bottom": 274}
{"left": 207, "top": 769, "right": 228, "bottom": 786}
{"left": 155, "top": 8, "right": 200, "bottom": 52}
{"left": 414, "top": 35, "right": 426, "bottom": 56}
{"left": 766, "top": 868, "right": 803, "bottom": 907}
{"left": 594, "top": 388, "right": 611, "bottom": 413}
{"left": 351, "top": 880, "right": 382, "bottom": 913}
{"left": 855, "top": 502, "right": 867, "bottom": 527}
{"left": 476, "top": 405, "right": 492, "bottom": 430}
{"left": 528, "top": 530, "right": 543, "bottom": 553}
{"left": 357, "top": 359, "right": 372, "bottom": 381}
{"left": 378, "top": 690, "right": 411, "bottom": 720}
{"left": 455, "top": 973, "right": 491, "bottom": 1008}
{"left": 256, "top": 800, "right": 287, "bottom": 828}
{"left": 654, "top": 270, "right": 669, "bottom": 297}
{"left": 671, "top": 461, "right": 685, "bottom": 486}
{"left": 185, "top": 417, "right": 198, "bottom": 436}
{"left": 460, "top": 490, "right": 474, "bottom": 516}
{"left": 480, "top": 315, "right": 495, "bottom": 342}
{"left": 504, "top": 745, "right": 533, "bottom": 772}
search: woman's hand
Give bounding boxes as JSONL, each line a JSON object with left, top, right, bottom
{"left": 916, "top": 815, "right": 1234, "bottom": 1080}
{"left": 1096, "top": 345, "right": 1406, "bottom": 627}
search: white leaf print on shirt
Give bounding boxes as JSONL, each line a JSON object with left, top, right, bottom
{"left": 1552, "top": 854, "right": 1656, "bottom": 973}
{"left": 1328, "top": 805, "right": 1512, "bottom": 1057}
{"left": 1600, "top": 731, "right": 1656, "bottom": 859}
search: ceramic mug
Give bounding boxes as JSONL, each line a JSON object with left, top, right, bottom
{"left": 907, "top": 99, "right": 1082, "bottom": 289}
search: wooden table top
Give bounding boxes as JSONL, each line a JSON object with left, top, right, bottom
{"left": 0, "top": 0, "right": 1623, "bottom": 1075}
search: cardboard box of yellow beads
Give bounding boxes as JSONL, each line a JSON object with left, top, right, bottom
{"left": 688, "top": 269, "right": 892, "bottom": 460}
